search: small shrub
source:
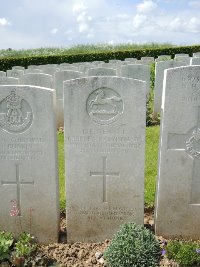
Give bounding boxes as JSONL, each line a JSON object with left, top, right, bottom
{"left": 14, "top": 232, "right": 37, "bottom": 258}
{"left": 166, "top": 240, "right": 200, "bottom": 267}
{"left": 104, "top": 222, "right": 160, "bottom": 267}
{"left": 0, "top": 231, "right": 14, "bottom": 262}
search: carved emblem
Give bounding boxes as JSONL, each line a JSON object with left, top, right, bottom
{"left": 95, "top": 71, "right": 106, "bottom": 76}
{"left": 186, "top": 127, "right": 200, "bottom": 158}
{"left": 0, "top": 89, "right": 33, "bottom": 133}
{"left": 86, "top": 87, "right": 124, "bottom": 125}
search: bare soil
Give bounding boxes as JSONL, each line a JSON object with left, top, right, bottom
{"left": 32, "top": 208, "right": 179, "bottom": 267}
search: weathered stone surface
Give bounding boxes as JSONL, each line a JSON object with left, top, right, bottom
{"left": 0, "top": 71, "right": 6, "bottom": 77}
{"left": 140, "top": 57, "right": 154, "bottom": 64}
{"left": 87, "top": 67, "right": 116, "bottom": 76}
{"left": 7, "top": 70, "right": 24, "bottom": 79}
{"left": 0, "top": 85, "right": 59, "bottom": 243}
{"left": 25, "top": 69, "right": 44, "bottom": 74}
{"left": 12, "top": 66, "right": 25, "bottom": 71}
{"left": 121, "top": 64, "right": 150, "bottom": 97}
{"left": 153, "top": 60, "right": 188, "bottom": 114}
{"left": 155, "top": 55, "right": 171, "bottom": 62}
{"left": 0, "top": 77, "right": 19, "bottom": 85}
{"left": 190, "top": 57, "right": 200, "bottom": 65}
{"left": 64, "top": 76, "right": 146, "bottom": 243}
{"left": 155, "top": 66, "right": 200, "bottom": 240}
{"left": 20, "top": 73, "right": 53, "bottom": 88}
{"left": 41, "top": 67, "right": 60, "bottom": 76}
{"left": 174, "top": 56, "right": 191, "bottom": 65}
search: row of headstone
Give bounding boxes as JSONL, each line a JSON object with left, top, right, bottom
{"left": 1, "top": 64, "right": 200, "bottom": 244}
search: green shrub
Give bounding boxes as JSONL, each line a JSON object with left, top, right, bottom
{"left": 14, "top": 232, "right": 37, "bottom": 258}
{"left": 0, "top": 231, "right": 14, "bottom": 262}
{"left": 166, "top": 240, "right": 200, "bottom": 267}
{"left": 104, "top": 222, "right": 160, "bottom": 267}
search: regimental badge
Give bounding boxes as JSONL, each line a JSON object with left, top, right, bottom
{"left": 0, "top": 89, "right": 33, "bottom": 133}
{"left": 86, "top": 87, "right": 124, "bottom": 125}
{"left": 186, "top": 127, "right": 200, "bottom": 159}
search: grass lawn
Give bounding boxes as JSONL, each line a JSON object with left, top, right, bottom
{"left": 58, "top": 125, "right": 160, "bottom": 210}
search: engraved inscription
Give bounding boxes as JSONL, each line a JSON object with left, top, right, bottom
{"left": 71, "top": 206, "right": 135, "bottom": 221}
{"left": 86, "top": 87, "right": 124, "bottom": 125}
{"left": 0, "top": 137, "right": 44, "bottom": 160}
{"left": 1, "top": 163, "right": 34, "bottom": 216}
{"left": 90, "top": 156, "right": 120, "bottom": 202}
{"left": 0, "top": 89, "right": 33, "bottom": 133}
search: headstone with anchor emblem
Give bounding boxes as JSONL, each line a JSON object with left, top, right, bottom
{"left": 155, "top": 66, "right": 200, "bottom": 240}
{"left": 64, "top": 76, "right": 146, "bottom": 243}
{"left": 0, "top": 85, "right": 59, "bottom": 243}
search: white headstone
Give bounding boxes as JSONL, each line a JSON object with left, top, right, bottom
{"left": 125, "top": 58, "right": 138, "bottom": 63}
{"left": 59, "top": 66, "right": 78, "bottom": 71}
{"left": 7, "top": 70, "right": 24, "bottom": 79}
{"left": 155, "top": 66, "right": 200, "bottom": 240}
{"left": 0, "top": 71, "right": 6, "bottom": 77}
{"left": 0, "top": 77, "right": 19, "bottom": 85}
{"left": 64, "top": 76, "right": 146, "bottom": 243}
{"left": 121, "top": 64, "right": 150, "bottom": 97}
{"left": 193, "top": 52, "right": 200, "bottom": 57}
{"left": 153, "top": 60, "right": 188, "bottom": 114}
{"left": 25, "top": 69, "right": 44, "bottom": 74}
{"left": 155, "top": 55, "right": 171, "bottom": 62}
{"left": 190, "top": 57, "right": 200, "bottom": 65}
{"left": 20, "top": 73, "right": 53, "bottom": 88}
{"left": 54, "top": 70, "right": 84, "bottom": 127}
{"left": 175, "top": 53, "right": 189, "bottom": 58}
{"left": 140, "top": 57, "right": 154, "bottom": 65}
{"left": 42, "top": 67, "right": 60, "bottom": 76}
{"left": 12, "top": 66, "right": 25, "bottom": 71}
{"left": 0, "top": 85, "right": 59, "bottom": 243}
{"left": 87, "top": 67, "right": 116, "bottom": 76}
{"left": 174, "top": 56, "right": 191, "bottom": 65}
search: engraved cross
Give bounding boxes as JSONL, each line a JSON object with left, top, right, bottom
{"left": 1, "top": 163, "right": 34, "bottom": 216}
{"left": 168, "top": 106, "right": 200, "bottom": 204}
{"left": 90, "top": 156, "right": 120, "bottom": 203}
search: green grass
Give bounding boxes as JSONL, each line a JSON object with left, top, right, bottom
{"left": 57, "top": 125, "right": 160, "bottom": 210}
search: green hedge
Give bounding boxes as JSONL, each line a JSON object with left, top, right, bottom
{"left": 1, "top": 44, "right": 200, "bottom": 71}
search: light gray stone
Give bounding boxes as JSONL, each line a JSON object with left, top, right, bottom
{"left": 0, "top": 71, "right": 6, "bottom": 77}
{"left": 64, "top": 76, "right": 146, "bottom": 243}
{"left": 140, "top": 57, "right": 154, "bottom": 64}
{"left": 155, "top": 55, "right": 171, "bottom": 62}
{"left": 0, "top": 85, "right": 59, "bottom": 243}
{"left": 7, "top": 70, "right": 24, "bottom": 79}
{"left": 55, "top": 70, "right": 84, "bottom": 127}
{"left": 174, "top": 53, "right": 189, "bottom": 58}
{"left": 153, "top": 60, "right": 188, "bottom": 114}
{"left": 190, "top": 57, "right": 200, "bottom": 65}
{"left": 121, "top": 64, "right": 150, "bottom": 97}
{"left": 25, "top": 69, "right": 44, "bottom": 74}
{"left": 193, "top": 52, "right": 200, "bottom": 57}
{"left": 174, "top": 56, "right": 191, "bottom": 65}
{"left": 0, "top": 77, "right": 19, "bottom": 85}
{"left": 20, "top": 73, "right": 53, "bottom": 88}
{"left": 12, "top": 66, "right": 25, "bottom": 71}
{"left": 125, "top": 58, "right": 138, "bottom": 63}
{"left": 87, "top": 67, "right": 116, "bottom": 76}
{"left": 155, "top": 66, "right": 200, "bottom": 240}
{"left": 59, "top": 66, "right": 78, "bottom": 71}
{"left": 109, "top": 60, "right": 121, "bottom": 63}
{"left": 41, "top": 67, "right": 60, "bottom": 76}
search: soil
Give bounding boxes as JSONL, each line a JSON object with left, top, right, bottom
{"left": 31, "top": 208, "right": 179, "bottom": 267}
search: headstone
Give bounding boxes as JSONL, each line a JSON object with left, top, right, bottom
{"left": 140, "top": 57, "right": 154, "bottom": 65}
{"left": 54, "top": 70, "right": 84, "bottom": 127}
{"left": 155, "top": 66, "right": 200, "bottom": 240}
{"left": 155, "top": 55, "right": 171, "bottom": 62}
{"left": 174, "top": 56, "right": 191, "bottom": 65}
{"left": 87, "top": 67, "right": 116, "bottom": 76}
{"left": 7, "top": 70, "right": 24, "bottom": 79}
{"left": 109, "top": 60, "right": 121, "bottom": 63}
{"left": 12, "top": 66, "right": 25, "bottom": 71}
{"left": 28, "top": 65, "right": 41, "bottom": 69}
{"left": 193, "top": 52, "right": 200, "bottom": 57}
{"left": 0, "top": 71, "right": 6, "bottom": 77}
{"left": 59, "top": 66, "right": 78, "bottom": 71}
{"left": 125, "top": 58, "right": 137, "bottom": 63}
{"left": 121, "top": 64, "right": 150, "bottom": 97}
{"left": 190, "top": 57, "right": 200, "bottom": 65}
{"left": 25, "top": 69, "right": 44, "bottom": 74}
{"left": 153, "top": 60, "right": 188, "bottom": 114}
{"left": 0, "top": 77, "right": 19, "bottom": 85}
{"left": 20, "top": 73, "right": 53, "bottom": 88}
{"left": 41, "top": 67, "right": 60, "bottom": 76}
{"left": 64, "top": 76, "right": 146, "bottom": 243}
{"left": 175, "top": 53, "right": 189, "bottom": 58}
{"left": 0, "top": 85, "right": 59, "bottom": 243}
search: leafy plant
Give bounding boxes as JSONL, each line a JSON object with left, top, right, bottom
{"left": 14, "top": 232, "right": 37, "bottom": 258}
{"left": 0, "top": 231, "right": 14, "bottom": 262}
{"left": 104, "top": 222, "right": 160, "bottom": 267}
{"left": 166, "top": 240, "right": 200, "bottom": 266}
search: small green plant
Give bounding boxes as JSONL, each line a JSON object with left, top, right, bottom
{"left": 0, "top": 231, "right": 14, "bottom": 262}
{"left": 104, "top": 222, "right": 160, "bottom": 267}
{"left": 14, "top": 232, "right": 37, "bottom": 258}
{"left": 166, "top": 240, "right": 200, "bottom": 266}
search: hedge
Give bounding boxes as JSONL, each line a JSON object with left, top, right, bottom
{"left": 1, "top": 44, "right": 200, "bottom": 71}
